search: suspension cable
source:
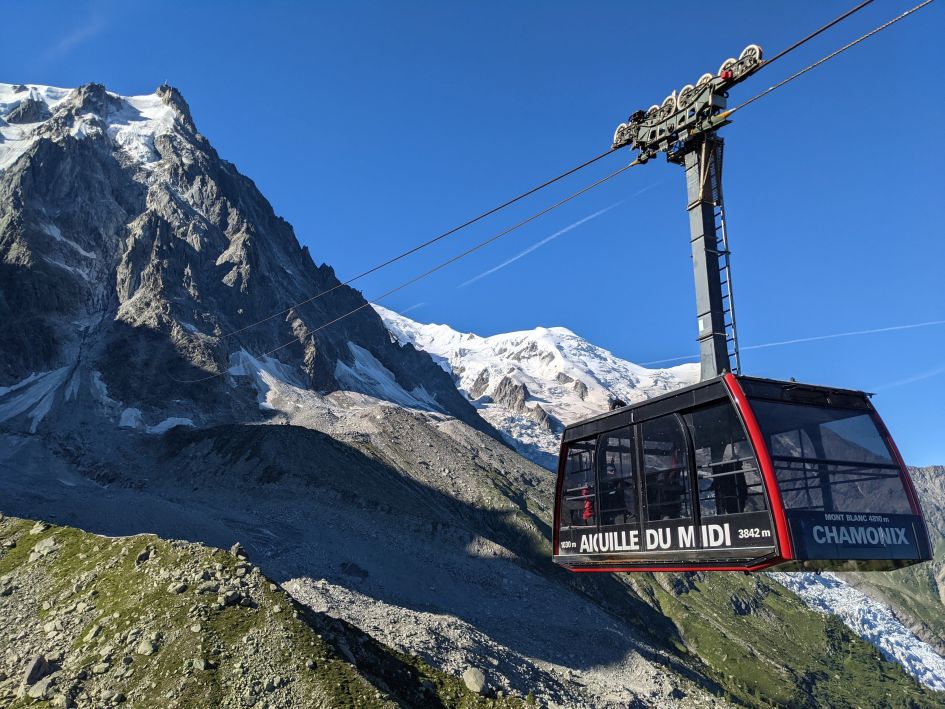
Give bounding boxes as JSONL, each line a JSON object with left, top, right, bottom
{"left": 218, "top": 147, "right": 617, "bottom": 340}
{"left": 759, "top": 0, "right": 876, "bottom": 70}
{"left": 726, "top": 0, "right": 935, "bottom": 117}
{"left": 176, "top": 0, "right": 935, "bottom": 384}
{"left": 176, "top": 160, "right": 640, "bottom": 383}
{"left": 188, "top": 1, "right": 913, "bottom": 345}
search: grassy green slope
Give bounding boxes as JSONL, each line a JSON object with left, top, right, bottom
{"left": 0, "top": 515, "right": 523, "bottom": 709}
{"left": 628, "top": 572, "right": 942, "bottom": 708}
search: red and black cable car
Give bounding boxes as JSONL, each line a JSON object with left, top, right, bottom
{"left": 552, "top": 374, "right": 932, "bottom": 573}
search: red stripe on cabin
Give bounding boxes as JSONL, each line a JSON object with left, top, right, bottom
{"left": 724, "top": 373, "right": 794, "bottom": 561}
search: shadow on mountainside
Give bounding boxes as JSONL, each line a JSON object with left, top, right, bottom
{"left": 0, "top": 421, "right": 713, "bottom": 690}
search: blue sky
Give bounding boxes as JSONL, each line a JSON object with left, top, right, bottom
{"left": 2, "top": 1, "right": 943, "bottom": 465}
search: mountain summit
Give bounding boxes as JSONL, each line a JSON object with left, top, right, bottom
{"left": 0, "top": 82, "right": 484, "bottom": 434}
{"left": 374, "top": 304, "right": 698, "bottom": 466}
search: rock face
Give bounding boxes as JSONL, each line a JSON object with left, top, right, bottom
{"left": 0, "top": 82, "right": 488, "bottom": 437}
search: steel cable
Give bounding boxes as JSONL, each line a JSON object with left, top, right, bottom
{"left": 175, "top": 160, "right": 640, "bottom": 383}
{"left": 175, "top": 0, "right": 935, "bottom": 383}
{"left": 758, "top": 0, "right": 876, "bottom": 70}
{"left": 218, "top": 147, "right": 617, "bottom": 340}
{"left": 726, "top": 0, "right": 935, "bottom": 117}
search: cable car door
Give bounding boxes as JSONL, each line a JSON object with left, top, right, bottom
{"left": 640, "top": 414, "right": 697, "bottom": 556}
{"left": 595, "top": 428, "right": 642, "bottom": 555}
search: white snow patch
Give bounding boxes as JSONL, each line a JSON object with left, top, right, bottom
{"left": 89, "top": 371, "right": 115, "bottom": 405}
{"left": 64, "top": 367, "right": 82, "bottom": 402}
{"left": 109, "top": 93, "right": 177, "bottom": 165}
{"left": 69, "top": 112, "right": 104, "bottom": 140}
{"left": 0, "top": 371, "right": 47, "bottom": 397}
{"left": 374, "top": 304, "right": 698, "bottom": 462}
{"left": 227, "top": 349, "right": 302, "bottom": 411}
{"left": 119, "top": 408, "right": 143, "bottom": 429}
{"left": 0, "top": 367, "right": 70, "bottom": 433}
{"left": 145, "top": 417, "right": 194, "bottom": 434}
{"left": 335, "top": 342, "right": 443, "bottom": 413}
{"left": 0, "top": 81, "right": 184, "bottom": 175}
{"left": 772, "top": 572, "right": 945, "bottom": 691}
{"left": 41, "top": 223, "right": 96, "bottom": 259}
{"left": 0, "top": 84, "right": 72, "bottom": 172}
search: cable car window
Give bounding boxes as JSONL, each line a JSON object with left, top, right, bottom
{"left": 597, "top": 428, "right": 638, "bottom": 526}
{"left": 751, "top": 400, "right": 912, "bottom": 515}
{"left": 559, "top": 438, "right": 597, "bottom": 529}
{"left": 642, "top": 415, "right": 692, "bottom": 521}
{"left": 685, "top": 402, "right": 767, "bottom": 517}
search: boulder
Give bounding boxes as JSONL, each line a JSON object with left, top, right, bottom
{"left": 135, "top": 639, "right": 157, "bottom": 656}
{"left": 20, "top": 654, "right": 52, "bottom": 687}
{"left": 27, "top": 672, "right": 58, "bottom": 699}
{"left": 462, "top": 667, "right": 487, "bottom": 695}
{"left": 29, "top": 535, "right": 59, "bottom": 562}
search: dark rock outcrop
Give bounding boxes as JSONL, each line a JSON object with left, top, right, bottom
{"left": 0, "top": 82, "right": 491, "bottom": 435}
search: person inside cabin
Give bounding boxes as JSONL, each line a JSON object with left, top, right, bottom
{"left": 600, "top": 460, "right": 628, "bottom": 525}
{"left": 716, "top": 441, "right": 751, "bottom": 514}
{"left": 581, "top": 484, "right": 595, "bottom": 525}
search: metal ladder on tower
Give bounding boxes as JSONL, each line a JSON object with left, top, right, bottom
{"left": 706, "top": 142, "right": 742, "bottom": 375}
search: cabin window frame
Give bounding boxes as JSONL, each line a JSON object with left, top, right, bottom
{"left": 639, "top": 412, "right": 698, "bottom": 529}
{"left": 556, "top": 385, "right": 780, "bottom": 559}
{"left": 595, "top": 426, "right": 641, "bottom": 529}
{"left": 748, "top": 399, "right": 914, "bottom": 516}
{"left": 683, "top": 400, "right": 770, "bottom": 519}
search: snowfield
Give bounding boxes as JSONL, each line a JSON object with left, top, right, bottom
{"left": 0, "top": 82, "right": 180, "bottom": 175}
{"left": 375, "top": 304, "right": 698, "bottom": 464}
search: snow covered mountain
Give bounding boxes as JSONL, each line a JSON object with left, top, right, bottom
{"left": 375, "top": 305, "right": 698, "bottom": 466}
{"left": 0, "top": 82, "right": 484, "bottom": 436}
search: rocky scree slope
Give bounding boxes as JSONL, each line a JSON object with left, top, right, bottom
{"left": 3, "top": 377, "right": 937, "bottom": 707}
{"left": 0, "top": 514, "right": 523, "bottom": 708}
{"left": 0, "top": 82, "right": 484, "bottom": 436}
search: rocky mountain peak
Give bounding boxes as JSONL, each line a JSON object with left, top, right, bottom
{"left": 0, "top": 81, "right": 491, "bottom": 438}
{"left": 155, "top": 83, "right": 195, "bottom": 131}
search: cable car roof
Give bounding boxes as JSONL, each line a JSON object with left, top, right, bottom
{"left": 561, "top": 374, "right": 875, "bottom": 443}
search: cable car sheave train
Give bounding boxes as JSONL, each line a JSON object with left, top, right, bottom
{"left": 553, "top": 374, "right": 931, "bottom": 572}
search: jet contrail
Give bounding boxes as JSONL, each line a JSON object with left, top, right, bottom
{"left": 873, "top": 362, "right": 945, "bottom": 392}
{"left": 459, "top": 181, "right": 662, "bottom": 289}
{"left": 641, "top": 319, "right": 945, "bottom": 367}
{"left": 460, "top": 203, "right": 621, "bottom": 288}
{"left": 399, "top": 301, "right": 428, "bottom": 315}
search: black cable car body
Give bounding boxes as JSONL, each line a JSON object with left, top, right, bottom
{"left": 553, "top": 34, "right": 933, "bottom": 573}
{"left": 553, "top": 374, "right": 932, "bottom": 572}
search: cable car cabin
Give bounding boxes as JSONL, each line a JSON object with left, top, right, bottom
{"left": 553, "top": 373, "right": 932, "bottom": 573}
